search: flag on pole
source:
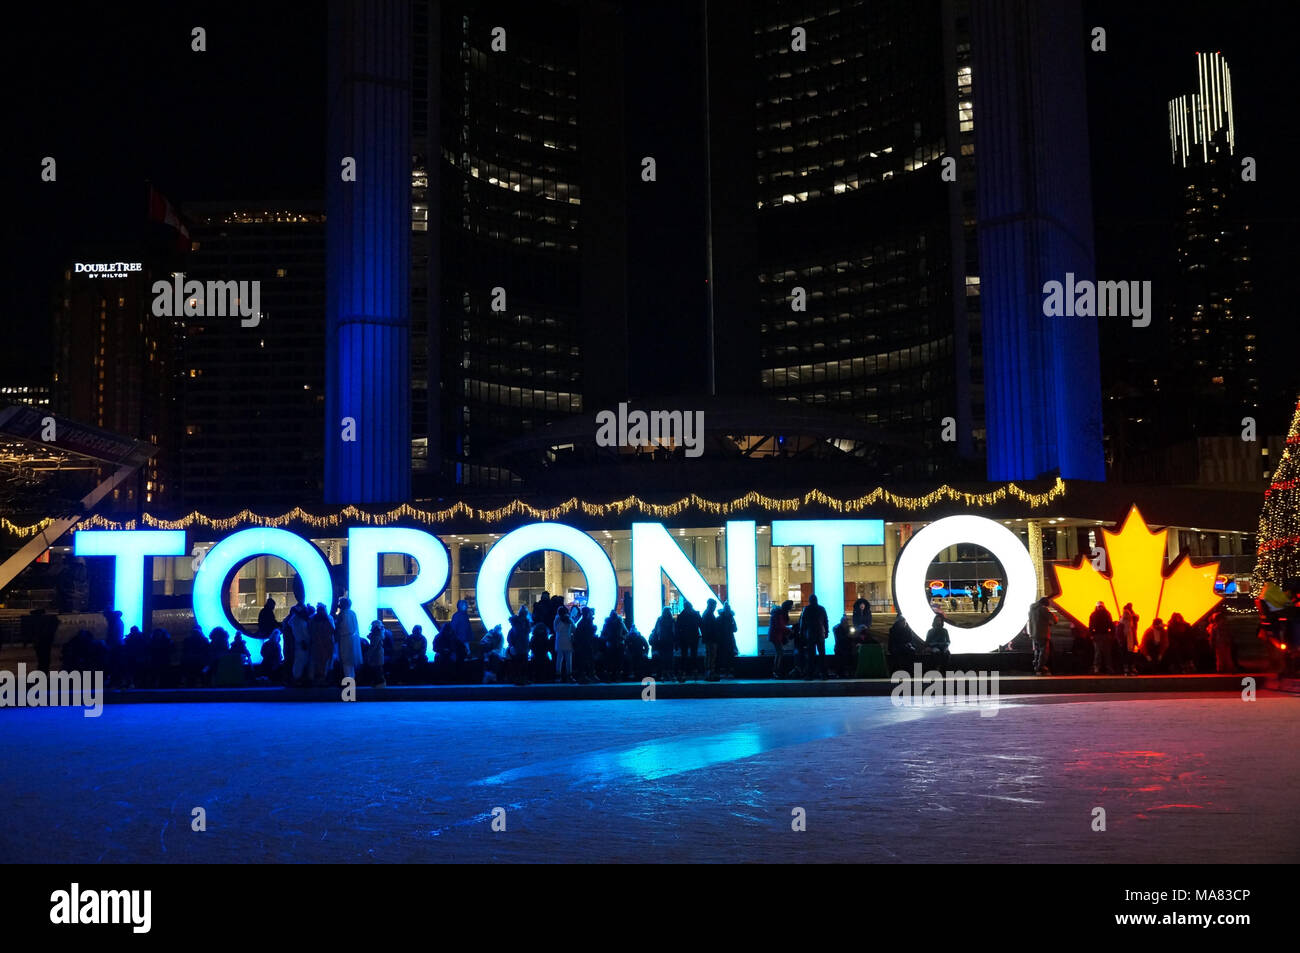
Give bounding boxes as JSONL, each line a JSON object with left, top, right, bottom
{"left": 146, "top": 184, "right": 191, "bottom": 250}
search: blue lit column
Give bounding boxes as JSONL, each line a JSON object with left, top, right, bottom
{"left": 971, "top": 0, "right": 1105, "bottom": 482}
{"left": 325, "top": 0, "right": 411, "bottom": 502}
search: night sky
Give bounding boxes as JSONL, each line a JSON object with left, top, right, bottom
{"left": 3, "top": 1, "right": 1294, "bottom": 423}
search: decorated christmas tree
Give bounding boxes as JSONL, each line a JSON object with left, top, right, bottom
{"left": 1255, "top": 396, "right": 1300, "bottom": 585}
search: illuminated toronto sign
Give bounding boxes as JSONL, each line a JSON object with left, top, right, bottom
{"left": 70, "top": 510, "right": 1221, "bottom": 656}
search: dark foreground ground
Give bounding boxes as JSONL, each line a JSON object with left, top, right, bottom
{"left": 1, "top": 692, "right": 1296, "bottom": 863}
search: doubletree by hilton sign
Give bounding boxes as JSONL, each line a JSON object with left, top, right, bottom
{"left": 72, "top": 507, "right": 1220, "bottom": 655}
{"left": 72, "top": 261, "right": 144, "bottom": 279}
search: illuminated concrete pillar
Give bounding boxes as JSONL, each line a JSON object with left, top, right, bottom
{"left": 325, "top": 0, "right": 412, "bottom": 503}
{"left": 255, "top": 556, "right": 267, "bottom": 606}
{"left": 163, "top": 556, "right": 175, "bottom": 597}
{"left": 972, "top": 0, "right": 1104, "bottom": 481}
{"left": 883, "top": 526, "right": 899, "bottom": 610}
{"left": 1167, "top": 525, "right": 1182, "bottom": 563}
{"left": 544, "top": 550, "right": 564, "bottom": 597}
{"left": 771, "top": 542, "right": 788, "bottom": 606}
{"left": 449, "top": 542, "right": 461, "bottom": 607}
{"left": 1027, "top": 519, "right": 1045, "bottom": 599}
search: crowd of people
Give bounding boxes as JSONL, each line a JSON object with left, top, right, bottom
{"left": 502, "top": 591, "right": 734, "bottom": 684}
{"left": 1021, "top": 596, "right": 1236, "bottom": 676}
{"left": 18, "top": 588, "right": 1245, "bottom": 686}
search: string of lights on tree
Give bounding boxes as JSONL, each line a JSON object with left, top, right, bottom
{"left": 0, "top": 477, "right": 1068, "bottom": 537}
{"left": 1255, "top": 397, "right": 1300, "bottom": 584}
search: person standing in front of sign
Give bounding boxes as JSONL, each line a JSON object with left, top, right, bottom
{"left": 554, "top": 605, "right": 575, "bottom": 682}
{"left": 508, "top": 607, "right": 531, "bottom": 685}
{"left": 651, "top": 607, "right": 677, "bottom": 682}
{"left": 1208, "top": 606, "right": 1234, "bottom": 673}
{"left": 308, "top": 603, "right": 335, "bottom": 686}
{"left": 335, "top": 597, "right": 363, "bottom": 681}
{"left": 574, "top": 606, "right": 599, "bottom": 683}
{"left": 925, "top": 613, "right": 951, "bottom": 672}
{"left": 800, "top": 594, "right": 830, "bottom": 680}
{"left": 702, "top": 598, "right": 721, "bottom": 681}
{"left": 1028, "top": 597, "right": 1057, "bottom": 676}
{"left": 1117, "top": 602, "right": 1140, "bottom": 675}
{"left": 676, "top": 601, "right": 702, "bottom": 682}
{"left": 769, "top": 600, "right": 793, "bottom": 678}
{"left": 1089, "top": 600, "right": 1115, "bottom": 674}
{"left": 719, "top": 602, "right": 738, "bottom": 678}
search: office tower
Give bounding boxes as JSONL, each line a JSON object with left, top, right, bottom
{"left": 347, "top": 0, "right": 1103, "bottom": 496}
{"left": 710, "top": 0, "right": 985, "bottom": 478}
{"left": 52, "top": 251, "right": 181, "bottom": 512}
{"left": 182, "top": 202, "right": 326, "bottom": 509}
{"left": 1166, "top": 51, "right": 1256, "bottom": 439}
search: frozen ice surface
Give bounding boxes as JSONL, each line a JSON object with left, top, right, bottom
{"left": 1, "top": 693, "right": 1296, "bottom": 863}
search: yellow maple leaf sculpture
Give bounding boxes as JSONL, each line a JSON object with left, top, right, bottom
{"left": 1051, "top": 506, "right": 1222, "bottom": 630}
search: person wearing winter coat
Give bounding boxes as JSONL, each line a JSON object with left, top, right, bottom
{"left": 532, "top": 592, "right": 553, "bottom": 632}
{"left": 833, "top": 615, "right": 857, "bottom": 677}
{"left": 553, "top": 605, "right": 575, "bottom": 681}
{"left": 769, "top": 600, "right": 793, "bottom": 678}
{"left": 365, "top": 619, "right": 387, "bottom": 686}
{"left": 335, "top": 597, "right": 363, "bottom": 680}
{"left": 651, "top": 607, "right": 676, "bottom": 681}
{"left": 289, "top": 605, "right": 313, "bottom": 685}
{"left": 675, "top": 601, "right": 702, "bottom": 681}
{"left": 924, "top": 613, "right": 951, "bottom": 672}
{"left": 625, "top": 625, "right": 650, "bottom": 679}
{"left": 1140, "top": 618, "right": 1167, "bottom": 672}
{"left": 718, "top": 603, "right": 738, "bottom": 678}
{"left": 257, "top": 597, "right": 279, "bottom": 637}
{"left": 1089, "top": 601, "right": 1116, "bottom": 674}
{"left": 260, "top": 630, "right": 284, "bottom": 682}
{"left": 507, "top": 607, "right": 532, "bottom": 684}
{"left": 480, "top": 624, "right": 505, "bottom": 683}
{"left": 799, "top": 594, "right": 830, "bottom": 679}
{"left": 1027, "top": 597, "right": 1057, "bottom": 675}
{"left": 573, "top": 607, "right": 598, "bottom": 683}
{"left": 888, "top": 616, "right": 918, "bottom": 671}
{"left": 308, "top": 602, "right": 336, "bottom": 685}
{"left": 529, "top": 622, "right": 552, "bottom": 682}
{"left": 1116, "top": 603, "right": 1140, "bottom": 675}
{"left": 449, "top": 600, "right": 473, "bottom": 657}
{"left": 181, "top": 626, "right": 209, "bottom": 688}
{"left": 852, "top": 597, "right": 873, "bottom": 633}
{"left": 601, "top": 611, "right": 628, "bottom": 681}
{"left": 432, "top": 620, "right": 464, "bottom": 681}
{"left": 1209, "top": 607, "right": 1234, "bottom": 673}
{"left": 701, "top": 598, "right": 722, "bottom": 680}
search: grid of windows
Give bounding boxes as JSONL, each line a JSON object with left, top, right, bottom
{"left": 434, "top": 4, "right": 584, "bottom": 487}
{"left": 749, "top": 0, "right": 980, "bottom": 474}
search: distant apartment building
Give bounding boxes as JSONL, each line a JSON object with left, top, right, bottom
{"left": 182, "top": 202, "right": 326, "bottom": 509}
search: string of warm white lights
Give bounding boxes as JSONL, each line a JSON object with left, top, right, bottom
{"left": 1, "top": 477, "right": 1068, "bottom": 538}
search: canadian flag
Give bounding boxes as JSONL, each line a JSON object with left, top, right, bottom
{"left": 146, "top": 184, "right": 191, "bottom": 250}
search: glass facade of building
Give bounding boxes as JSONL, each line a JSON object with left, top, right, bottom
{"left": 183, "top": 204, "right": 326, "bottom": 509}
{"left": 750, "top": 0, "right": 981, "bottom": 476}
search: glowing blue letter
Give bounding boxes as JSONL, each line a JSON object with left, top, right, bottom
{"left": 476, "top": 523, "right": 617, "bottom": 632}
{"left": 771, "top": 519, "right": 883, "bottom": 651}
{"left": 631, "top": 521, "right": 758, "bottom": 654}
{"left": 73, "top": 530, "right": 186, "bottom": 632}
{"left": 348, "top": 528, "right": 448, "bottom": 653}
{"left": 192, "top": 528, "right": 333, "bottom": 636}
{"left": 725, "top": 521, "right": 758, "bottom": 656}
